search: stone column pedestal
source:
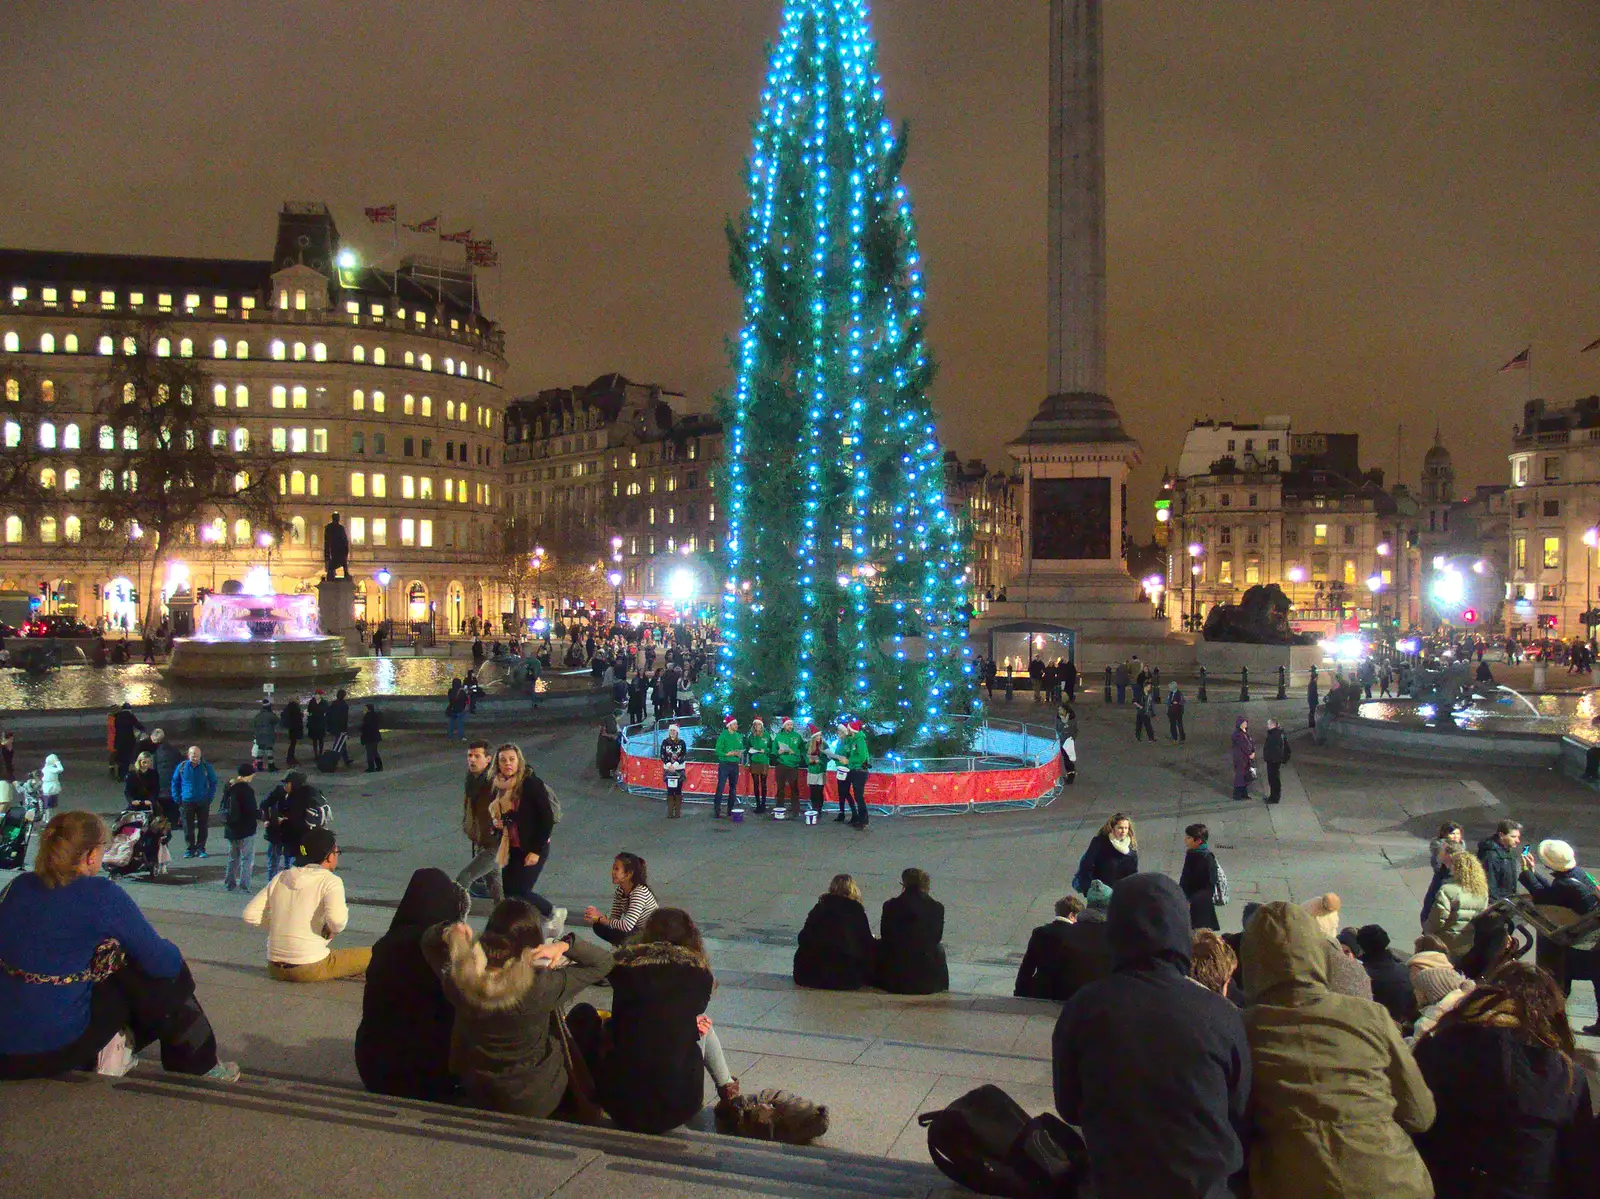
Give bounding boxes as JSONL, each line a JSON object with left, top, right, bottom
{"left": 317, "top": 577, "right": 362, "bottom": 654}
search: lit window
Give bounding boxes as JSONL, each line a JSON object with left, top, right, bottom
{"left": 420, "top": 353, "right": 431, "bottom": 371}
{"left": 270, "top": 340, "right": 285, "bottom": 360}
{"left": 234, "top": 519, "right": 251, "bottom": 544}
{"left": 290, "top": 470, "right": 306, "bottom": 496}
{"left": 374, "top": 347, "right": 386, "bottom": 365}
{"left": 312, "top": 429, "right": 327, "bottom": 453}
{"left": 3, "top": 515, "right": 19, "bottom": 543}
{"left": 400, "top": 519, "right": 416, "bottom": 547}
{"left": 371, "top": 518, "right": 387, "bottom": 546}
{"left": 38, "top": 423, "right": 56, "bottom": 450}
{"left": 290, "top": 516, "right": 306, "bottom": 543}
{"left": 121, "top": 427, "right": 137, "bottom": 450}
{"left": 372, "top": 473, "right": 387, "bottom": 498}
{"left": 352, "top": 389, "right": 365, "bottom": 411}
{"left": 235, "top": 385, "right": 249, "bottom": 408}
{"left": 402, "top": 475, "right": 415, "bottom": 499}
{"left": 232, "top": 428, "right": 249, "bottom": 452}
{"left": 372, "top": 391, "right": 385, "bottom": 413}
{"left": 63, "top": 334, "right": 77, "bottom": 352}
{"left": 8, "top": 287, "right": 24, "bottom": 304}
{"left": 404, "top": 394, "right": 415, "bottom": 415}
{"left": 213, "top": 384, "right": 227, "bottom": 408}
{"left": 308, "top": 474, "right": 320, "bottom": 497}
{"left": 458, "top": 479, "right": 466, "bottom": 504}
{"left": 1544, "top": 537, "right": 1561, "bottom": 570}
{"left": 212, "top": 338, "right": 227, "bottom": 359}
{"left": 98, "top": 426, "right": 114, "bottom": 449}
{"left": 349, "top": 516, "right": 366, "bottom": 544}
{"left": 312, "top": 342, "right": 326, "bottom": 362}
{"left": 420, "top": 477, "right": 433, "bottom": 500}
{"left": 156, "top": 338, "right": 171, "bottom": 357}
{"left": 444, "top": 358, "right": 454, "bottom": 374}
{"left": 444, "top": 479, "right": 454, "bottom": 501}
{"left": 420, "top": 520, "right": 433, "bottom": 547}
{"left": 241, "top": 296, "right": 255, "bottom": 311}
{"left": 294, "top": 289, "right": 306, "bottom": 311}
{"left": 446, "top": 399, "right": 456, "bottom": 420}
{"left": 271, "top": 428, "right": 287, "bottom": 452}
{"left": 182, "top": 293, "right": 199, "bottom": 311}
{"left": 1313, "top": 523, "right": 1328, "bottom": 546}
{"left": 97, "top": 335, "right": 113, "bottom": 355}
{"left": 213, "top": 295, "right": 227, "bottom": 311}
{"left": 122, "top": 336, "right": 136, "bottom": 355}
{"left": 235, "top": 340, "right": 248, "bottom": 358}
{"left": 64, "top": 515, "right": 80, "bottom": 542}
{"left": 421, "top": 395, "right": 432, "bottom": 416}
{"left": 350, "top": 471, "right": 366, "bottom": 497}
{"left": 404, "top": 351, "right": 414, "bottom": 366}
{"left": 38, "top": 517, "right": 56, "bottom": 544}
{"left": 352, "top": 345, "right": 365, "bottom": 363}
{"left": 100, "top": 290, "right": 115, "bottom": 307}
{"left": 179, "top": 338, "right": 193, "bottom": 357}
{"left": 41, "top": 288, "right": 56, "bottom": 306}
{"left": 272, "top": 386, "right": 287, "bottom": 409}
{"left": 290, "top": 428, "right": 308, "bottom": 453}
{"left": 291, "top": 385, "right": 306, "bottom": 409}
{"left": 62, "top": 425, "right": 79, "bottom": 450}
{"left": 292, "top": 342, "right": 306, "bottom": 361}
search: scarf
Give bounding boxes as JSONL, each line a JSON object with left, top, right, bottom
{"left": 1109, "top": 835, "right": 1132, "bottom": 856}
{"left": 489, "top": 770, "right": 523, "bottom": 865}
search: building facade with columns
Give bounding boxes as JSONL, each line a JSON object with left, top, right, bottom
{"left": 0, "top": 202, "right": 509, "bottom": 635}
{"left": 1505, "top": 397, "right": 1600, "bottom": 640}
{"left": 942, "top": 453, "right": 1023, "bottom": 604}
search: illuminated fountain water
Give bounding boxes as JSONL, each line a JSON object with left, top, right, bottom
{"left": 163, "top": 567, "right": 358, "bottom": 686}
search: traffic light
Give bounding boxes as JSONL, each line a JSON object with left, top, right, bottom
{"left": 38, "top": 580, "right": 48, "bottom": 596}
{"left": 92, "top": 583, "right": 102, "bottom": 600}
{"left": 1462, "top": 608, "right": 1478, "bottom": 624}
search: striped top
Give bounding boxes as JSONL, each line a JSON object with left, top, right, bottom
{"left": 609, "top": 884, "right": 659, "bottom": 933}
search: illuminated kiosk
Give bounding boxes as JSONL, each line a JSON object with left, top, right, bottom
{"left": 616, "top": 716, "right": 1062, "bottom": 817}
{"left": 163, "top": 568, "right": 358, "bottom": 686}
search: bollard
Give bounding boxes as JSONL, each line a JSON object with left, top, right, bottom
{"left": 1239, "top": 666, "right": 1250, "bottom": 702}
{"left": 1276, "top": 665, "right": 1287, "bottom": 700}
{"left": 1198, "top": 665, "right": 1209, "bottom": 703}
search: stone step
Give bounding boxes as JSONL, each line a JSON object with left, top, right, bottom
{"left": 9, "top": 1069, "right": 958, "bottom": 1199}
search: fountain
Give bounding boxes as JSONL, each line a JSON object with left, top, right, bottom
{"left": 162, "top": 567, "right": 358, "bottom": 686}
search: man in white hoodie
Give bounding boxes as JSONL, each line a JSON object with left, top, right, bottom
{"left": 242, "top": 828, "right": 370, "bottom": 982}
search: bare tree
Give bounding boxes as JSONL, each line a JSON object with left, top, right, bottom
{"left": 0, "top": 357, "right": 64, "bottom": 516}
{"left": 79, "top": 320, "right": 286, "bottom": 630}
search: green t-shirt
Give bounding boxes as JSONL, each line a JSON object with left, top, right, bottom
{"left": 746, "top": 729, "right": 773, "bottom": 765}
{"left": 714, "top": 728, "right": 746, "bottom": 763}
{"left": 773, "top": 728, "right": 806, "bottom": 768}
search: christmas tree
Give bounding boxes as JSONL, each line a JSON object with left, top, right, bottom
{"left": 713, "top": 0, "right": 975, "bottom": 749}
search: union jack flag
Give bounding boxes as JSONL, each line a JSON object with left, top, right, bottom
{"left": 1499, "top": 347, "right": 1530, "bottom": 372}
{"left": 363, "top": 203, "right": 396, "bottom": 224}
{"left": 440, "top": 228, "right": 473, "bottom": 244}
{"left": 403, "top": 215, "right": 439, "bottom": 233}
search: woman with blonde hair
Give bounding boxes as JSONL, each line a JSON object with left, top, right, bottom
{"left": 1073, "top": 813, "right": 1139, "bottom": 893}
{"left": 487, "top": 742, "right": 564, "bottom": 936}
{"left": 793, "top": 873, "right": 877, "bottom": 989}
{"left": 0, "top": 811, "right": 236, "bottom": 1081}
{"left": 1425, "top": 848, "right": 1490, "bottom": 958}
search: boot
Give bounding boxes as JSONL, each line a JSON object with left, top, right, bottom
{"left": 667, "top": 793, "right": 682, "bottom": 819}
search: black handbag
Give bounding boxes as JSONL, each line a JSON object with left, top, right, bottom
{"left": 917, "top": 1084, "right": 1085, "bottom": 1198}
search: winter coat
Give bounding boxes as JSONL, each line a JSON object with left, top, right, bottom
{"left": 306, "top": 700, "right": 327, "bottom": 738}
{"left": 1052, "top": 874, "right": 1251, "bottom": 1199}
{"left": 596, "top": 940, "right": 716, "bottom": 1134}
{"left": 1414, "top": 1022, "right": 1594, "bottom": 1199}
{"left": 1477, "top": 836, "right": 1522, "bottom": 902}
{"left": 356, "top": 869, "right": 469, "bottom": 1102}
{"left": 251, "top": 707, "right": 277, "bottom": 749}
{"left": 1262, "top": 727, "right": 1290, "bottom": 765}
{"left": 281, "top": 701, "right": 304, "bottom": 739}
{"left": 1240, "top": 902, "right": 1435, "bottom": 1199}
{"left": 1077, "top": 832, "right": 1139, "bottom": 891}
{"left": 123, "top": 767, "right": 159, "bottom": 811}
{"left": 875, "top": 890, "right": 949, "bottom": 995}
{"left": 1014, "top": 917, "right": 1112, "bottom": 1002}
{"left": 793, "top": 893, "right": 877, "bottom": 991}
{"left": 1419, "top": 863, "right": 1452, "bottom": 927}
{"left": 1179, "top": 846, "right": 1220, "bottom": 932}
{"left": 1361, "top": 951, "right": 1419, "bottom": 1026}
{"left": 359, "top": 709, "right": 382, "bottom": 745}
{"left": 112, "top": 708, "right": 144, "bottom": 754}
{"left": 1230, "top": 722, "right": 1256, "bottom": 789}
{"left": 422, "top": 923, "right": 612, "bottom": 1118}
{"left": 326, "top": 698, "right": 350, "bottom": 736}
{"left": 220, "top": 779, "right": 259, "bottom": 840}
{"left": 153, "top": 743, "right": 181, "bottom": 798}
{"left": 171, "top": 759, "right": 218, "bottom": 806}
{"left": 40, "top": 754, "right": 64, "bottom": 798}
{"left": 488, "top": 768, "right": 555, "bottom": 869}
{"left": 1520, "top": 866, "right": 1600, "bottom": 918}
{"left": 1424, "top": 881, "right": 1489, "bottom": 957}
{"left": 461, "top": 769, "right": 497, "bottom": 848}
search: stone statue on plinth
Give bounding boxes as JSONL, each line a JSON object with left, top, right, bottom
{"left": 323, "top": 512, "right": 350, "bottom": 580}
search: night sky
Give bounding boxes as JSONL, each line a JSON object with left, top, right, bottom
{"left": 3, "top": 1, "right": 1597, "bottom": 535}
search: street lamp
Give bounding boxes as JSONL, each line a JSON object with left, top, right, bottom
{"left": 1187, "top": 543, "right": 1204, "bottom": 632}
{"left": 376, "top": 567, "right": 391, "bottom": 623}
{"left": 607, "top": 569, "right": 623, "bottom": 617}
{"left": 1584, "top": 528, "right": 1599, "bottom": 647}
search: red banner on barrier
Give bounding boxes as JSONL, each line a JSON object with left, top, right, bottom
{"left": 618, "top": 752, "right": 1061, "bottom": 808}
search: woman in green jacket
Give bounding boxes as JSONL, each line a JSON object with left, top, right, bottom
{"left": 1241, "top": 902, "right": 1435, "bottom": 1199}
{"left": 828, "top": 718, "right": 871, "bottom": 830}
{"left": 745, "top": 717, "right": 773, "bottom": 814}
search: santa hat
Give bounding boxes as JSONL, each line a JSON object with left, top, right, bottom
{"left": 724, "top": 715, "right": 736, "bottom": 727}
{"left": 1302, "top": 893, "right": 1342, "bottom": 939}
{"left": 806, "top": 723, "right": 819, "bottom": 735}
{"left": 848, "top": 718, "right": 863, "bottom": 732}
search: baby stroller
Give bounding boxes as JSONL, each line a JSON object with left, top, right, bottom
{"left": 102, "top": 809, "right": 169, "bottom": 878}
{"left": 0, "top": 776, "right": 45, "bottom": 869}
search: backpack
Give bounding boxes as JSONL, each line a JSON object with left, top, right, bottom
{"left": 917, "top": 1084, "right": 1085, "bottom": 1198}
{"left": 1212, "top": 858, "right": 1230, "bottom": 907}
{"left": 545, "top": 783, "right": 562, "bottom": 825}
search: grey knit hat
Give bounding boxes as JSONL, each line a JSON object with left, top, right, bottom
{"left": 1413, "top": 966, "right": 1466, "bottom": 1007}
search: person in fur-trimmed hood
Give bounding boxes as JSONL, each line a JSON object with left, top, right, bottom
{"left": 567, "top": 908, "right": 740, "bottom": 1135}
{"left": 421, "top": 898, "right": 612, "bottom": 1117}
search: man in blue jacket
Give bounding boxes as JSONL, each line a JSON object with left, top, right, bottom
{"left": 172, "top": 745, "right": 220, "bottom": 859}
{"left": 1053, "top": 873, "right": 1251, "bottom": 1199}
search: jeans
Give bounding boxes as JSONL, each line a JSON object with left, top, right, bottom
{"left": 365, "top": 744, "right": 383, "bottom": 771}
{"left": 841, "top": 769, "right": 869, "bottom": 826}
{"left": 567, "top": 1007, "right": 736, "bottom": 1095}
{"left": 701, "top": 1026, "right": 734, "bottom": 1088}
{"left": 1115, "top": 683, "right": 1127, "bottom": 704}
{"left": 456, "top": 845, "right": 504, "bottom": 903}
{"left": 713, "top": 762, "right": 740, "bottom": 815}
{"left": 267, "top": 840, "right": 294, "bottom": 881}
{"left": 774, "top": 766, "right": 802, "bottom": 816}
{"left": 182, "top": 804, "right": 210, "bottom": 852}
{"left": 269, "top": 946, "right": 372, "bottom": 982}
{"left": 225, "top": 836, "right": 256, "bottom": 891}
{"left": 310, "top": 735, "right": 325, "bottom": 761}
{"left": 446, "top": 712, "right": 466, "bottom": 740}
{"left": 1169, "top": 711, "right": 1186, "bottom": 741}
{"left": 285, "top": 735, "right": 300, "bottom": 765}
{"left": 1134, "top": 712, "right": 1155, "bottom": 740}
{"left": 504, "top": 856, "right": 554, "bottom": 918}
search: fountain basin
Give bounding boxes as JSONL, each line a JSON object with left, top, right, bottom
{"left": 163, "top": 635, "right": 359, "bottom": 686}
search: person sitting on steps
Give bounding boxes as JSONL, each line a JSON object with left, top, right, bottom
{"left": 242, "top": 828, "right": 371, "bottom": 983}
{"left": 583, "top": 852, "right": 659, "bottom": 947}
